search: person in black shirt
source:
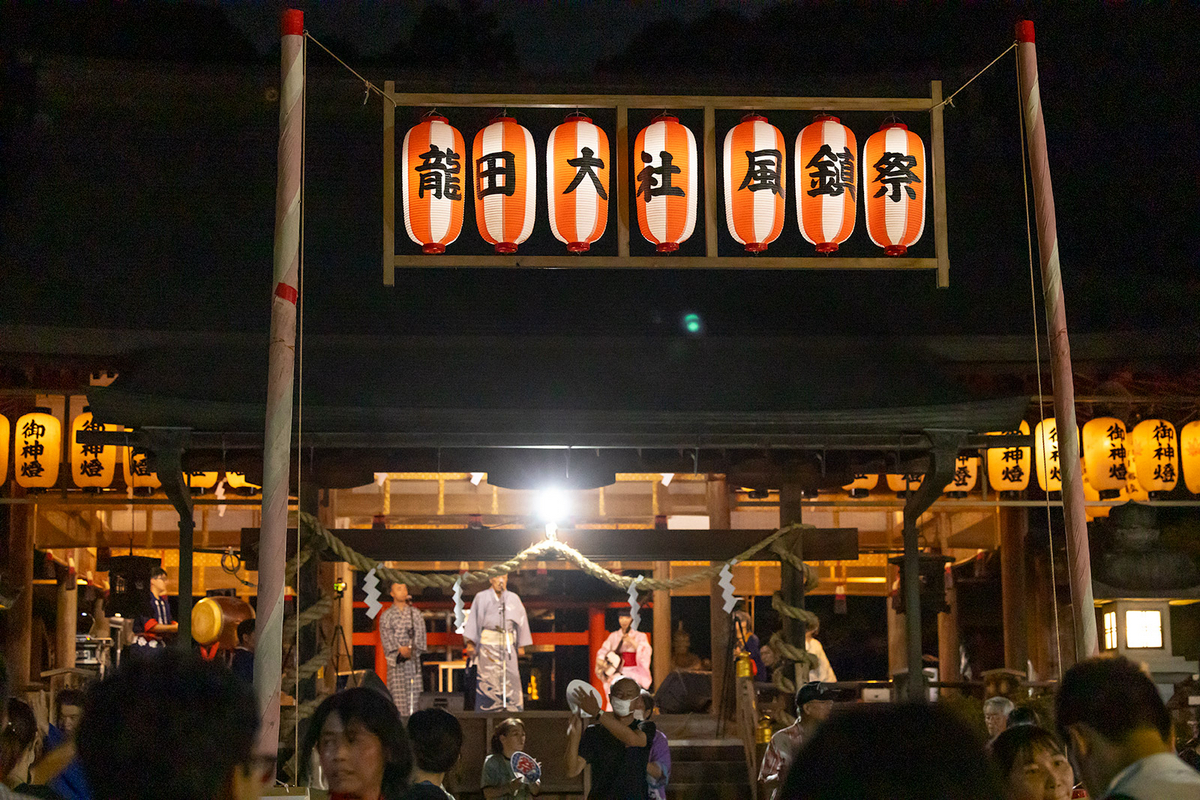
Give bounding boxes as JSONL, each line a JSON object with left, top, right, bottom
{"left": 565, "top": 677, "right": 656, "bottom": 800}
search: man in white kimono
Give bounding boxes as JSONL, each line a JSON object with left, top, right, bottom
{"left": 379, "top": 580, "right": 427, "bottom": 717}
{"left": 805, "top": 618, "right": 836, "bottom": 683}
{"left": 595, "top": 604, "right": 653, "bottom": 703}
{"left": 463, "top": 573, "right": 532, "bottom": 712}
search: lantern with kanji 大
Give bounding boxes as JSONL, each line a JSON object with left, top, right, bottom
{"left": 472, "top": 116, "right": 536, "bottom": 254}
{"left": 1129, "top": 419, "right": 1178, "bottom": 496}
{"left": 863, "top": 122, "right": 925, "bottom": 256}
{"left": 123, "top": 447, "right": 160, "bottom": 490}
{"left": 634, "top": 115, "right": 697, "bottom": 252}
{"left": 402, "top": 115, "right": 465, "bottom": 254}
{"left": 886, "top": 473, "right": 923, "bottom": 495}
{"left": 1082, "top": 417, "right": 1128, "bottom": 498}
{"left": 0, "top": 413, "right": 8, "bottom": 486}
{"left": 842, "top": 473, "right": 878, "bottom": 498}
{"left": 70, "top": 408, "right": 115, "bottom": 489}
{"left": 986, "top": 420, "right": 1031, "bottom": 494}
{"left": 1181, "top": 421, "right": 1200, "bottom": 495}
{"left": 796, "top": 115, "right": 857, "bottom": 253}
{"left": 1034, "top": 418, "right": 1075, "bottom": 494}
{"left": 723, "top": 114, "right": 785, "bottom": 252}
{"left": 15, "top": 408, "right": 61, "bottom": 490}
{"left": 547, "top": 114, "right": 610, "bottom": 252}
{"left": 186, "top": 472, "right": 219, "bottom": 492}
{"left": 944, "top": 455, "right": 979, "bottom": 497}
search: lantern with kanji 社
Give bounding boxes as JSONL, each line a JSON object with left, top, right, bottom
{"left": 944, "top": 455, "right": 979, "bottom": 497}
{"left": 472, "top": 116, "right": 536, "bottom": 254}
{"left": 1082, "top": 417, "right": 1128, "bottom": 499}
{"left": 723, "top": 114, "right": 785, "bottom": 252}
{"left": 986, "top": 420, "right": 1031, "bottom": 494}
{"left": 842, "top": 473, "right": 878, "bottom": 498}
{"left": 16, "top": 408, "right": 61, "bottom": 490}
{"left": 1129, "top": 419, "right": 1178, "bottom": 496}
{"left": 1181, "top": 421, "right": 1200, "bottom": 495}
{"left": 547, "top": 114, "right": 609, "bottom": 253}
{"left": 1034, "top": 418, "right": 1075, "bottom": 494}
{"left": 634, "top": 115, "right": 697, "bottom": 252}
{"left": 70, "top": 408, "right": 115, "bottom": 489}
{"left": 123, "top": 446, "right": 161, "bottom": 490}
{"left": 402, "top": 115, "right": 465, "bottom": 254}
{"left": 0, "top": 413, "right": 8, "bottom": 486}
{"left": 796, "top": 115, "right": 857, "bottom": 253}
{"left": 863, "top": 122, "right": 926, "bottom": 256}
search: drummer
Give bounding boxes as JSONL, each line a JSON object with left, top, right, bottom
{"left": 131, "top": 566, "right": 177, "bottom": 656}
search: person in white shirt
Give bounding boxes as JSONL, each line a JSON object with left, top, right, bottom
{"left": 804, "top": 618, "right": 836, "bottom": 683}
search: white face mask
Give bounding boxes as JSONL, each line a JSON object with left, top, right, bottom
{"left": 632, "top": 709, "right": 646, "bottom": 721}
{"left": 610, "top": 697, "right": 633, "bottom": 716}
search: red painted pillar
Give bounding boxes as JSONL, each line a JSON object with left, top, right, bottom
{"left": 374, "top": 611, "right": 388, "bottom": 686}
{"left": 589, "top": 605, "right": 607, "bottom": 700}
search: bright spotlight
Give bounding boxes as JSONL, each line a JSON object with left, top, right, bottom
{"left": 660, "top": 473, "right": 674, "bottom": 487}
{"left": 538, "top": 487, "right": 569, "bottom": 524}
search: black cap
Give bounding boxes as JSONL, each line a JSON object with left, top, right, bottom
{"left": 796, "top": 682, "right": 837, "bottom": 706}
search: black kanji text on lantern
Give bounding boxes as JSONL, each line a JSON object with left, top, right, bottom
{"left": 738, "top": 149, "right": 782, "bottom": 195}
{"left": 564, "top": 147, "right": 607, "bottom": 200}
{"left": 476, "top": 150, "right": 516, "bottom": 198}
{"left": 636, "top": 151, "right": 684, "bottom": 201}
{"left": 415, "top": 144, "right": 463, "bottom": 201}
{"left": 872, "top": 152, "right": 921, "bottom": 201}
{"left": 806, "top": 144, "right": 856, "bottom": 199}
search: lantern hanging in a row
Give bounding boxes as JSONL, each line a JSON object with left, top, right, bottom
{"left": 1082, "top": 417, "right": 1128, "bottom": 498}
{"left": 226, "top": 472, "right": 260, "bottom": 491}
{"left": 863, "top": 122, "right": 926, "bottom": 256}
{"left": 635, "top": 115, "right": 697, "bottom": 252}
{"left": 0, "top": 413, "right": 8, "bottom": 486}
{"left": 124, "top": 446, "right": 161, "bottom": 490}
{"left": 1182, "top": 421, "right": 1200, "bottom": 495}
{"left": 842, "top": 473, "right": 878, "bottom": 497}
{"left": 71, "top": 408, "right": 115, "bottom": 489}
{"left": 796, "top": 115, "right": 857, "bottom": 253}
{"left": 16, "top": 408, "right": 61, "bottom": 490}
{"left": 1035, "top": 417, "right": 1073, "bottom": 493}
{"left": 1081, "top": 458, "right": 1121, "bottom": 520}
{"left": 187, "top": 471, "right": 220, "bottom": 491}
{"left": 944, "top": 455, "right": 979, "bottom": 496}
{"left": 886, "top": 473, "right": 923, "bottom": 494}
{"left": 547, "top": 114, "right": 610, "bottom": 252}
{"left": 1124, "top": 458, "right": 1150, "bottom": 502}
{"left": 473, "top": 116, "right": 536, "bottom": 254}
{"left": 1129, "top": 419, "right": 1178, "bottom": 496}
{"left": 987, "top": 420, "right": 1031, "bottom": 494}
{"left": 723, "top": 114, "right": 785, "bottom": 253}
{"left": 403, "top": 115, "right": 465, "bottom": 254}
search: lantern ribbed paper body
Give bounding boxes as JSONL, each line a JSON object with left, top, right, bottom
{"left": 123, "top": 447, "right": 161, "bottom": 490}
{"left": 1082, "top": 417, "right": 1128, "bottom": 497}
{"left": 986, "top": 420, "right": 1031, "bottom": 493}
{"left": 723, "top": 115, "right": 785, "bottom": 253}
{"left": 1035, "top": 418, "right": 1074, "bottom": 493}
{"left": 1181, "top": 421, "right": 1200, "bottom": 495}
{"left": 945, "top": 456, "right": 979, "bottom": 495}
{"left": 796, "top": 116, "right": 857, "bottom": 253}
{"left": 71, "top": 409, "right": 115, "bottom": 489}
{"left": 863, "top": 122, "right": 926, "bottom": 256}
{"left": 0, "top": 414, "right": 8, "bottom": 486}
{"left": 547, "top": 115, "right": 609, "bottom": 252}
{"left": 634, "top": 115, "right": 697, "bottom": 252}
{"left": 402, "top": 116, "right": 465, "bottom": 254}
{"left": 472, "top": 117, "right": 536, "bottom": 254}
{"left": 16, "top": 409, "right": 61, "bottom": 489}
{"left": 1129, "top": 419, "right": 1178, "bottom": 495}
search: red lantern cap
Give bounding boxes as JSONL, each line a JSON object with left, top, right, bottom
{"left": 656, "top": 241, "right": 680, "bottom": 253}
{"left": 422, "top": 114, "right": 449, "bottom": 125}
{"left": 564, "top": 112, "right": 593, "bottom": 124}
{"left": 489, "top": 115, "right": 517, "bottom": 125}
{"left": 567, "top": 241, "right": 591, "bottom": 253}
{"left": 422, "top": 243, "right": 446, "bottom": 255}
{"left": 814, "top": 114, "right": 841, "bottom": 124}
{"left": 651, "top": 113, "right": 679, "bottom": 124}
{"left": 879, "top": 121, "right": 908, "bottom": 131}
{"left": 494, "top": 242, "right": 518, "bottom": 254}
{"left": 740, "top": 113, "right": 768, "bottom": 123}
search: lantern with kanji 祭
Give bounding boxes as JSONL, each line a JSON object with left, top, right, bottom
{"left": 1181, "top": 421, "right": 1200, "bottom": 495}
{"left": 842, "top": 473, "right": 878, "bottom": 498}
{"left": 123, "top": 446, "right": 160, "bottom": 490}
{"left": 70, "top": 408, "right": 115, "bottom": 489}
{"left": 723, "top": 114, "right": 785, "bottom": 252}
{"left": 547, "top": 114, "right": 609, "bottom": 252}
{"left": 944, "top": 455, "right": 979, "bottom": 497}
{"left": 796, "top": 115, "right": 857, "bottom": 252}
{"left": 472, "top": 116, "right": 536, "bottom": 253}
{"left": 16, "top": 408, "right": 61, "bottom": 490}
{"left": 0, "top": 413, "right": 8, "bottom": 486}
{"left": 986, "top": 420, "right": 1031, "bottom": 494}
{"left": 1129, "top": 419, "right": 1178, "bottom": 496}
{"left": 886, "top": 473, "right": 923, "bottom": 495}
{"left": 634, "top": 115, "right": 697, "bottom": 252}
{"left": 863, "top": 121, "right": 925, "bottom": 256}
{"left": 1082, "top": 417, "right": 1128, "bottom": 499}
{"left": 402, "top": 115, "right": 465, "bottom": 254}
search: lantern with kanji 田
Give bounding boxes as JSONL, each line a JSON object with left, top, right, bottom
{"left": 986, "top": 420, "right": 1031, "bottom": 494}
{"left": 634, "top": 115, "right": 697, "bottom": 252}
{"left": 1082, "top": 417, "right": 1128, "bottom": 498}
{"left": 1034, "top": 418, "right": 1075, "bottom": 494}
{"left": 547, "top": 114, "right": 610, "bottom": 253}
{"left": 796, "top": 115, "right": 857, "bottom": 253}
{"left": 1129, "top": 419, "right": 1178, "bottom": 496}
{"left": 723, "top": 114, "right": 785, "bottom": 252}
{"left": 123, "top": 447, "right": 160, "bottom": 490}
{"left": 842, "top": 473, "right": 878, "bottom": 498}
{"left": 1181, "top": 421, "right": 1200, "bottom": 495}
{"left": 402, "top": 115, "right": 465, "bottom": 254}
{"left": 944, "top": 455, "right": 979, "bottom": 497}
{"left": 70, "top": 408, "right": 115, "bottom": 489}
{"left": 16, "top": 408, "right": 61, "bottom": 490}
{"left": 472, "top": 116, "right": 536, "bottom": 254}
{"left": 863, "top": 122, "right": 926, "bottom": 256}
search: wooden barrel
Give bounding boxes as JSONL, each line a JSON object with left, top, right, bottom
{"left": 191, "top": 596, "right": 254, "bottom": 647}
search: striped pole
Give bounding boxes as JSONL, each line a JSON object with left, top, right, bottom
{"left": 255, "top": 7, "right": 304, "bottom": 755}
{"left": 1016, "top": 20, "right": 1098, "bottom": 660}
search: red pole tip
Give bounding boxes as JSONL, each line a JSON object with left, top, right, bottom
{"left": 282, "top": 9, "right": 304, "bottom": 37}
{"left": 1016, "top": 20, "right": 1035, "bottom": 43}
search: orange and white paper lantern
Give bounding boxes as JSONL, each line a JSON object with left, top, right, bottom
{"left": 547, "top": 114, "right": 610, "bottom": 252}
{"left": 472, "top": 116, "right": 536, "bottom": 254}
{"left": 402, "top": 115, "right": 465, "bottom": 254}
{"left": 723, "top": 114, "right": 785, "bottom": 253}
{"left": 634, "top": 115, "right": 697, "bottom": 252}
{"left": 863, "top": 122, "right": 926, "bottom": 256}
{"left": 796, "top": 115, "right": 857, "bottom": 253}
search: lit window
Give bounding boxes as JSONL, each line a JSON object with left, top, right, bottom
{"left": 1103, "top": 611, "right": 1117, "bottom": 650}
{"left": 1125, "top": 610, "right": 1163, "bottom": 649}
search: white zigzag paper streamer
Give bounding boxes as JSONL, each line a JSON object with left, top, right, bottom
{"left": 627, "top": 576, "right": 643, "bottom": 631}
{"left": 363, "top": 567, "right": 383, "bottom": 619}
{"left": 719, "top": 561, "right": 739, "bottom": 614}
{"left": 452, "top": 577, "right": 466, "bottom": 634}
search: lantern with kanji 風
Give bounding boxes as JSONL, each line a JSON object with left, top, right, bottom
{"left": 16, "top": 408, "right": 61, "bottom": 490}
{"left": 1034, "top": 418, "right": 1075, "bottom": 494}
{"left": 842, "top": 473, "right": 878, "bottom": 498}
{"left": 123, "top": 446, "right": 160, "bottom": 490}
{"left": 472, "top": 116, "right": 536, "bottom": 254}
{"left": 402, "top": 115, "right": 465, "bottom": 254}
{"left": 796, "top": 115, "right": 857, "bottom": 253}
{"left": 634, "top": 115, "right": 697, "bottom": 252}
{"left": 723, "top": 114, "right": 785, "bottom": 252}
{"left": 547, "top": 114, "right": 610, "bottom": 252}
{"left": 863, "top": 122, "right": 926, "bottom": 256}
{"left": 944, "top": 455, "right": 979, "bottom": 497}
{"left": 1181, "top": 421, "right": 1200, "bottom": 495}
{"left": 986, "top": 420, "right": 1031, "bottom": 494}
{"left": 71, "top": 408, "right": 115, "bottom": 489}
{"left": 1129, "top": 419, "right": 1178, "bottom": 496}
{"left": 1082, "top": 417, "right": 1128, "bottom": 499}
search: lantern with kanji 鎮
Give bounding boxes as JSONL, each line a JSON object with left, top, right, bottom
{"left": 186, "top": 472, "right": 219, "bottom": 492}
{"left": 986, "top": 420, "right": 1031, "bottom": 495}
{"left": 634, "top": 115, "right": 697, "bottom": 252}
{"left": 15, "top": 408, "right": 61, "bottom": 490}
{"left": 70, "top": 407, "right": 115, "bottom": 489}
{"left": 0, "top": 413, "right": 8, "bottom": 486}
{"left": 1182, "top": 421, "right": 1200, "bottom": 495}
{"left": 886, "top": 473, "right": 923, "bottom": 496}
{"left": 944, "top": 455, "right": 979, "bottom": 497}
{"left": 723, "top": 114, "right": 785, "bottom": 252}
{"left": 1082, "top": 417, "right": 1128, "bottom": 499}
{"left": 863, "top": 121, "right": 926, "bottom": 256}
{"left": 796, "top": 115, "right": 857, "bottom": 253}
{"left": 123, "top": 447, "right": 160, "bottom": 490}
{"left": 402, "top": 115, "right": 465, "bottom": 254}
{"left": 842, "top": 473, "right": 878, "bottom": 498}
{"left": 1128, "top": 419, "right": 1178, "bottom": 497}
{"left": 547, "top": 114, "right": 610, "bottom": 253}
{"left": 472, "top": 116, "right": 536, "bottom": 254}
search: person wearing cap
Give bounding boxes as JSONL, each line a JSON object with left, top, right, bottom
{"left": 757, "top": 682, "right": 837, "bottom": 800}
{"left": 595, "top": 605, "right": 652, "bottom": 705}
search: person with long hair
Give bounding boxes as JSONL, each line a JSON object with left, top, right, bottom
{"left": 302, "top": 688, "right": 413, "bottom": 800}
{"left": 482, "top": 718, "right": 539, "bottom": 800}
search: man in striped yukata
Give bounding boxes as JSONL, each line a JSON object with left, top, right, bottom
{"left": 380, "top": 580, "right": 427, "bottom": 718}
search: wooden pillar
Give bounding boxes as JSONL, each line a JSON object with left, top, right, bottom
{"left": 1001, "top": 508, "right": 1029, "bottom": 672}
{"left": 936, "top": 514, "right": 960, "bottom": 684}
{"left": 707, "top": 477, "right": 731, "bottom": 719}
{"left": 56, "top": 573, "right": 78, "bottom": 670}
{"left": 778, "top": 481, "right": 809, "bottom": 687}
{"left": 6, "top": 501, "right": 35, "bottom": 689}
{"left": 588, "top": 605, "right": 607, "bottom": 700}
{"left": 652, "top": 560, "right": 671, "bottom": 689}
{"left": 886, "top": 563, "right": 907, "bottom": 678}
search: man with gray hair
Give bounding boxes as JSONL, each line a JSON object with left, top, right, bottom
{"left": 984, "top": 696, "right": 1015, "bottom": 739}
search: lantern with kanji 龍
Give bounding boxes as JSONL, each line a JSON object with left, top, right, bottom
{"left": 402, "top": 115, "right": 465, "bottom": 254}
{"left": 863, "top": 122, "right": 926, "bottom": 256}
{"left": 547, "top": 114, "right": 610, "bottom": 253}
{"left": 842, "top": 473, "right": 878, "bottom": 498}
{"left": 472, "top": 116, "right": 536, "bottom": 254}
{"left": 1181, "top": 421, "right": 1200, "bottom": 495}
{"left": 986, "top": 420, "right": 1031, "bottom": 494}
{"left": 634, "top": 115, "right": 697, "bottom": 252}
{"left": 1082, "top": 417, "right": 1128, "bottom": 499}
{"left": 1034, "top": 417, "right": 1075, "bottom": 494}
{"left": 944, "top": 455, "right": 979, "bottom": 497}
{"left": 71, "top": 408, "right": 115, "bottom": 489}
{"left": 796, "top": 115, "right": 857, "bottom": 253}
{"left": 16, "top": 408, "right": 61, "bottom": 490}
{"left": 723, "top": 114, "right": 785, "bottom": 253}
{"left": 1129, "top": 419, "right": 1178, "bottom": 496}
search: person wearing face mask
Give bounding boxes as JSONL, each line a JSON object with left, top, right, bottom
{"left": 595, "top": 605, "right": 652, "bottom": 706}
{"left": 635, "top": 691, "right": 669, "bottom": 800}
{"left": 565, "top": 678, "right": 656, "bottom": 800}
{"left": 989, "top": 725, "right": 1076, "bottom": 800}
{"left": 380, "top": 581, "right": 428, "bottom": 718}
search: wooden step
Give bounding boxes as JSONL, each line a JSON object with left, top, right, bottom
{"left": 670, "top": 737, "right": 745, "bottom": 762}
{"left": 666, "top": 783, "right": 754, "bottom": 800}
{"left": 670, "top": 760, "right": 748, "bottom": 783}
